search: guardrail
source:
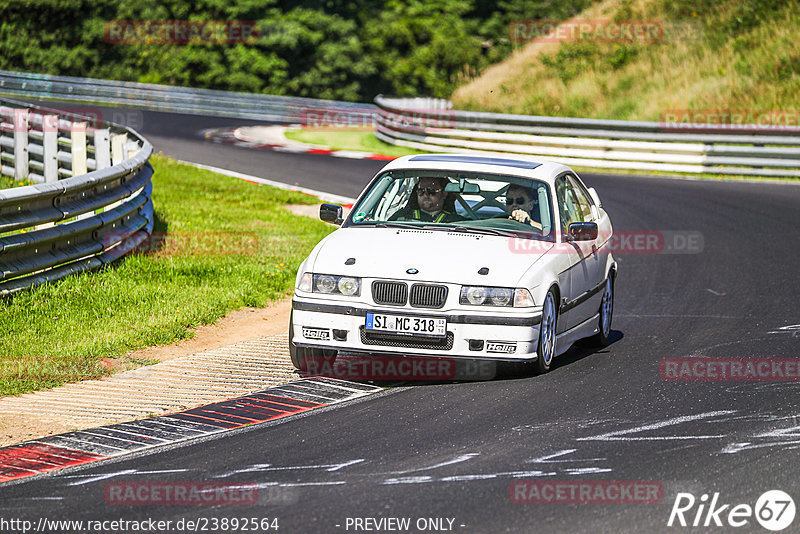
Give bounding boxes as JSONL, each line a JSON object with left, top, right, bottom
{"left": 0, "top": 97, "right": 154, "bottom": 296}
{"left": 0, "top": 70, "right": 375, "bottom": 123}
{"left": 374, "top": 96, "right": 800, "bottom": 178}
{"left": 6, "top": 70, "right": 798, "bottom": 178}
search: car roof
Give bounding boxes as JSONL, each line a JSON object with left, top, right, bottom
{"left": 381, "top": 153, "right": 571, "bottom": 183}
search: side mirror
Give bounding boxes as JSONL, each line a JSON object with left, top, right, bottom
{"left": 588, "top": 187, "right": 602, "bottom": 209}
{"left": 320, "top": 203, "right": 343, "bottom": 225}
{"left": 567, "top": 221, "right": 598, "bottom": 242}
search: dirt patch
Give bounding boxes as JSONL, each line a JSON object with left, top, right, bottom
{"left": 286, "top": 204, "right": 321, "bottom": 218}
{"left": 285, "top": 203, "right": 352, "bottom": 219}
{"left": 124, "top": 297, "right": 292, "bottom": 364}
{"left": 0, "top": 417, "right": 80, "bottom": 448}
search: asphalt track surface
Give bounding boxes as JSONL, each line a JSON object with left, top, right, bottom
{"left": 3, "top": 106, "right": 800, "bottom": 533}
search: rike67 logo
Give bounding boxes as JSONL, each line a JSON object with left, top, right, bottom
{"left": 668, "top": 490, "right": 795, "bottom": 531}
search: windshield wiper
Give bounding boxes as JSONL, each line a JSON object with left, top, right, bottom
{"left": 374, "top": 222, "right": 521, "bottom": 238}
{"left": 375, "top": 222, "right": 427, "bottom": 230}
{"left": 448, "top": 226, "right": 521, "bottom": 238}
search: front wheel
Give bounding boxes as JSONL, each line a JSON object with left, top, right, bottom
{"left": 534, "top": 289, "right": 558, "bottom": 374}
{"left": 588, "top": 276, "right": 614, "bottom": 347}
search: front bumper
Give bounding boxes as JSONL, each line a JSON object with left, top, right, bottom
{"left": 291, "top": 297, "right": 543, "bottom": 361}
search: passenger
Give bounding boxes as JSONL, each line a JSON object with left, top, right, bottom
{"left": 505, "top": 184, "right": 543, "bottom": 230}
{"left": 390, "top": 177, "right": 460, "bottom": 223}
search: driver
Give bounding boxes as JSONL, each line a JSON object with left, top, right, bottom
{"left": 390, "top": 176, "right": 460, "bottom": 223}
{"left": 505, "top": 184, "right": 543, "bottom": 230}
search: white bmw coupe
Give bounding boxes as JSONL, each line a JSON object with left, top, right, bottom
{"left": 290, "top": 154, "right": 616, "bottom": 375}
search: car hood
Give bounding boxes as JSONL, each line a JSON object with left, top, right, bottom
{"left": 310, "top": 228, "right": 552, "bottom": 286}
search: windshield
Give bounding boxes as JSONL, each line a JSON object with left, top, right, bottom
{"left": 345, "top": 170, "right": 555, "bottom": 240}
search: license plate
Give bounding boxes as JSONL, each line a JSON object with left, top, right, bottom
{"left": 366, "top": 313, "right": 446, "bottom": 338}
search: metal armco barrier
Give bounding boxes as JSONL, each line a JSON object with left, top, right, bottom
{"left": 0, "top": 97, "right": 154, "bottom": 296}
{"left": 374, "top": 96, "right": 800, "bottom": 178}
{"left": 5, "top": 70, "right": 798, "bottom": 178}
{"left": 0, "top": 70, "right": 375, "bottom": 123}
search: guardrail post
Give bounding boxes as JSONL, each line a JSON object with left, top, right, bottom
{"left": 42, "top": 114, "right": 59, "bottom": 182}
{"left": 13, "top": 108, "right": 29, "bottom": 180}
{"left": 93, "top": 128, "right": 111, "bottom": 170}
{"left": 124, "top": 140, "right": 139, "bottom": 160}
{"left": 111, "top": 133, "right": 127, "bottom": 165}
{"left": 71, "top": 121, "right": 87, "bottom": 176}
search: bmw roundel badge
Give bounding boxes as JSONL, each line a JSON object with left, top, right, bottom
{"left": 406, "top": 268, "right": 419, "bottom": 274}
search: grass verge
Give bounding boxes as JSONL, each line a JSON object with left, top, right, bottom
{"left": 0, "top": 175, "right": 34, "bottom": 189}
{"left": 453, "top": 0, "right": 800, "bottom": 123}
{"left": 0, "top": 154, "right": 334, "bottom": 397}
{"left": 284, "top": 128, "right": 425, "bottom": 158}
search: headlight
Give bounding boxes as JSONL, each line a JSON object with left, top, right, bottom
{"left": 463, "top": 286, "right": 487, "bottom": 305}
{"left": 460, "top": 286, "right": 515, "bottom": 307}
{"left": 491, "top": 289, "right": 512, "bottom": 306}
{"left": 316, "top": 275, "right": 337, "bottom": 293}
{"left": 337, "top": 277, "right": 359, "bottom": 296}
{"left": 308, "top": 273, "right": 361, "bottom": 296}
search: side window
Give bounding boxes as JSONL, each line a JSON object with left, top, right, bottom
{"left": 555, "top": 176, "right": 582, "bottom": 234}
{"left": 383, "top": 177, "right": 416, "bottom": 220}
{"left": 567, "top": 175, "right": 594, "bottom": 222}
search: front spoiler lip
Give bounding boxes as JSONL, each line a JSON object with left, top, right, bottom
{"left": 292, "top": 342, "right": 539, "bottom": 362}
{"left": 291, "top": 299, "right": 542, "bottom": 327}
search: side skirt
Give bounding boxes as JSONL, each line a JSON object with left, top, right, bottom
{"left": 555, "top": 313, "right": 600, "bottom": 357}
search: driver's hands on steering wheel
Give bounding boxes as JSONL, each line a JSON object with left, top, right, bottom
{"left": 510, "top": 209, "right": 543, "bottom": 230}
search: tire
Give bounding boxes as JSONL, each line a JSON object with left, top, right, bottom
{"left": 534, "top": 289, "right": 558, "bottom": 375}
{"left": 587, "top": 276, "right": 614, "bottom": 347}
{"left": 288, "top": 310, "right": 337, "bottom": 373}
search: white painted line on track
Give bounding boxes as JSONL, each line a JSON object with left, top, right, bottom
{"left": 173, "top": 158, "right": 357, "bottom": 205}
{"left": 576, "top": 410, "right": 736, "bottom": 442}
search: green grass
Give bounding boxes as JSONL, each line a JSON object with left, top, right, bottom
{"left": 0, "top": 154, "right": 335, "bottom": 397}
{"left": 284, "top": 129, "right": 425, "bottom": 158}
{"left": 0, "top": 175, "right": 34, "bottom": 189}
{"left": 453, "top": 0, "right": 800, "bottom": 124}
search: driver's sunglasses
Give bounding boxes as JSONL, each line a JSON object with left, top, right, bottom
{"left": 418, "top": 187, "right": 442, "bottom": 196}
{"left": 505, "top": 196, "right": 530, "bottom": 206}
